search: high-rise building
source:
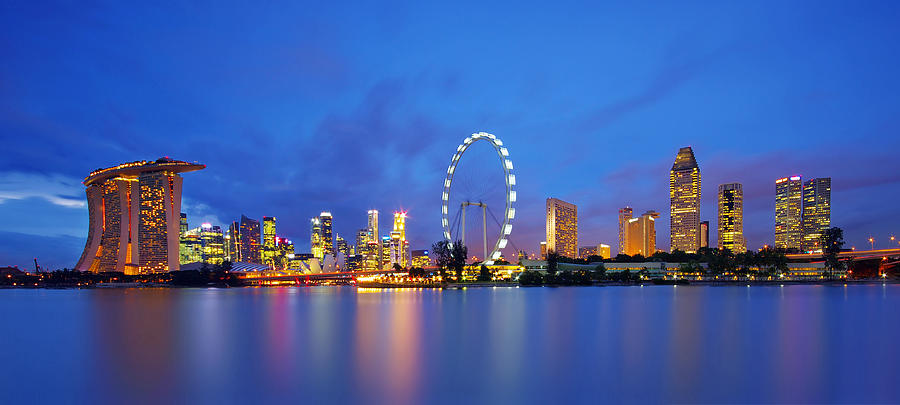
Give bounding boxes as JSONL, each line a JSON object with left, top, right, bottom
{"left": 380, "top": 236, "right": 392, "bottom": 270}
{"left": 775, "top": 176, "right": 803, "bottom": 250}
{"left": 411, "top": 249, "right": 430, "bottom": 268}
{"left": 670, "top": 147, "right": 701, "bottom": 253}
{"left": 336, "top": 234, "right": 349, "bottom": 259}
{"left": 228, "top": 221, "right": 242, "bottom": 261}
{"left": 597, "top": 244, "right": 611, "bottom": 259}
{"left": 261, "top": 216, "right": 277, "bottom": 266}
{"left": 539, "top": 241, "right": 547, "bottom": 259}
{"left": 618, "top": 207, "right": 633, "bottom": 255}
{"left": 624, "top": 211, "right": 659, "bottom": 256}
{"left": 199, "top": 223, "right": 225, "bottom": 265}
{"left": 389, "top": 212, "right": 410, "bottom": 267}
{"left": 179, "top": 213, "right": 202, "bottom": 265}
{"left": 546, "top": 198, "right": 578, "bottom": 258}
{"left": 179, "top": 214, "right": 202, "bottom": 265}
{"left": 367, "top": 210, "right": 380, "bottom": 266}
{"left": 700, "top": 221, "right": 710, "bottom": 249}
{"left": 238, "top": 215, "right": 261, "bottom": 263}
{"left": 320, "top": 212, "right": 334, "bottom": 258}
{"left": 367, "top": 210, "right": 379, "bottom": 245}
{"left": 801, "top": 177, "right": 832, "bottom": 252}
{"left": 310, "top": 217, "right": 324, "bottom": 260}
{"left": 717, "top": 183, "right": 746, "bottom": 253}
{"left": 578, "top": 246, "right": 597, "bottom": 259}
{"left": 75, "top": 158, "right": 205, "bottom": 274}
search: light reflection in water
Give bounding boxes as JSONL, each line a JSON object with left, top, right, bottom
{"left": 0, "top": 285, "right": 898, "bottom": 403}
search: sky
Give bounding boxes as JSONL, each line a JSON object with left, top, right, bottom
{"left": 1, "top": 1, "right": 900, "bottom": 270}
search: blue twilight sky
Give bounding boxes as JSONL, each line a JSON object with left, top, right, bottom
{"left": 1, "top": 1, "right": 900, "bottom": 269}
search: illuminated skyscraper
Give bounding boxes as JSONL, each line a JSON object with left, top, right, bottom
{"left": 179, "top": 213, "right": 201, "bottom": 264}
{"left": 380, "top": 236, "right": 391, "bottom": 270}
{"left": 546, "top": 198, "right": 578, "bottom": 258}
{"left": 179, "top": 214, "right": 202, "bottom": 265}
{"left": 775, "top": 176, "right": 802, "bottom": 250}
{"left": 75, "top": 158, "right": 205, "bottom": 274}
{"left": 801, "top": 177, "right": 832, "bottom": 252}
{"left": 199, "top": 223, "right": 225, "bottom": 265}
{"left": 336, "top": 234, "right": 349, "bottom": 259}
{"left": 597, "top": 244, "right": 611, "bottom": 259}
{"left": 699, "top": 221, "right": 710, "bottom": 249}
{"left": 320, "top": 212, "right": 334, "bottom": 258}
{"left": 228, "top": 221, "right": 242, "bottom": 261}
{"left": 717, "top": 183, "right": 745, "bottom": 253}
{"left": 261, "top": 216, "right": 277, "bottom": 266}
{"left": 390, "top": 211, "right": 410, "bottom": 267}
{"left": 411, "top": 249, "right": 431, "bottom": 268}
{"left": 624, "top": 211, "right": 659, "bottom": 256}
{"left": 367, "top": 210, "right": 379, "bottom": 244}
{"left": 367, "top": 210, "right": 379, "bottom": 266}
{"left": 670, "top": 147, "right": 701, "bottom": 253}
{"left": 310, "top": 217, "right": 324, "bottom": 260}
{"left": 539, "top": 241, "right": 547, "bottom": 259}
{"left": 238, "top": 215, "right": 261, "bottom": 263}
{"left": 578, "top": 246, "right": 597, "bottom": 259}
{"left": 618, "top": 207, "right": 633, "bottom": 255}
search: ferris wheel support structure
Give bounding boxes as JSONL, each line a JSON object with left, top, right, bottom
{"left": 441, "top": 132, "right": 515, "bottom": 265}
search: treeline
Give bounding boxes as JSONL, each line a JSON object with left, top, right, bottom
{"left": 1, "top": 261, "right": 244, "bottom": 288}
{"left": 518, "top": 264, "right": 645, "bottom": 286}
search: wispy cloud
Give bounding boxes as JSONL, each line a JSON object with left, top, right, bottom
{"left": 0, "top": 172, "right": 85, "bottom": 208}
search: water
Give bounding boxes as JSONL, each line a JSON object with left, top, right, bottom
{"left": 1, "top": 284, "right": 897, "bottom": 404}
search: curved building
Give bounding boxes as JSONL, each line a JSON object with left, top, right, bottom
{"left": 75, "top": 157, "right": 205, "bottom": 274}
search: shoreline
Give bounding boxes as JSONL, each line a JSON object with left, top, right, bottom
{"left": 1, "top": 279, "right": 895, "bottom": 290}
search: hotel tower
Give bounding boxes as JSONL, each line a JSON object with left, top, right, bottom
{"left": 775, "top": 176, "right": 803, "bottom": 250}
{"left": 546, "top": 197, "right": 578, "bottom": 258}
{"left": 75, "top": 158, "right": 204, "bottom": 274}
{"left": 669, "top": 147, "right": 701, "bottom": 253}
{"left": 717, "top": 183, "right": 746, "bottom": 253}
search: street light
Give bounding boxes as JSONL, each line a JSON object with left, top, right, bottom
{"left": 869, "top": 237, "right": 875, "bottom": 250}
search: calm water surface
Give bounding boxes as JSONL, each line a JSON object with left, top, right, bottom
{"left": 1, "top": 284, "right": 898, "bottom": 404}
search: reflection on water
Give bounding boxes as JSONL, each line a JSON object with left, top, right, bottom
{"left": 0, "top": 285, "right": 898, "bottom": 403}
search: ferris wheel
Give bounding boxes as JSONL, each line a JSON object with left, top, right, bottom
{"left": 441, "top": 132, "right": 515, "bottom": 265}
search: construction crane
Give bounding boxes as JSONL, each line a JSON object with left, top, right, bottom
{"left": 33, "top": 258, "right": 41, "bottom": 273}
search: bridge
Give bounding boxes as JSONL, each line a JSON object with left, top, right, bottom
{"left": 786, "top": 248, "right": 900, "bottom": 261}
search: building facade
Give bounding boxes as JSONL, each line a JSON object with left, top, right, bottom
{"left": 801, "top": 177, "right": 832, "bottom": 252}
{"left": 546, "top": 198, "right": 578, "bottom": 258}
{"left": 700, "top": 221, "right": 709, "bottom": 249}
{"left": 624, "top": 211, "right": 659, "bottom": 256}
{"left": 597, "top": 244, "right": 611, "bottom": 259}
{"left": 775, "top": 176, "right": 803, "bottom": 250}
{"left": 238, "top": 215, "right": 261, "bottom": 263}
{"left": 320, "top": 212, "right": 334, "bottom": 258}
{"left": 717, "top": 183, "right": 746, "bottom": 253}
{"left": 389, "top": 212, "right": 410, "bottom": 267}
{"left": 310, "top": 217, "right": 324, "bottom": 260}
{"left": 261, "top": 216, "right": 277, "bottom": 266}
{"left": 670, "top": 147, "right": 701, "bottom": 253}
{"left": 75, "top": 158, "right": 205, "bottom": 274}
{"left": 618, "top": 207, "right": 633, "bottom": 256}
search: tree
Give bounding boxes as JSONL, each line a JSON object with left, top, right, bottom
{"left": 518, "top": 270, "right": 543, "bottom": 286}
{"left": 821, "top": 227, "right": 845, "bottom": 279}
{"left": 432, "top": 240, "right": 452, "bottom": 280}
{"left": 613, "top": 253, "right": 631, "bottom": 263}
{"left": 546, "top": 250, "right": 560, "bottom": 275}
{"left": 450, "top": 240, "right": 468, "bottom": 282}
{"left": 478, "top": 265, "right": 493, "bottom": 282}
{"left": 592, "top": 263, "right": 606, "bottom": 281}
{"left": 392, "top": 263, "right": 404, "bottom": 272}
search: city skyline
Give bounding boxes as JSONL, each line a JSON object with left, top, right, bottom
{"left": 3, "top": 2, "right": 900, "bottom": 269}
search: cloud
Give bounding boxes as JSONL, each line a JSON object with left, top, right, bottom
{"left": 0, "top": 171, "right": 85, "bottom": 208}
